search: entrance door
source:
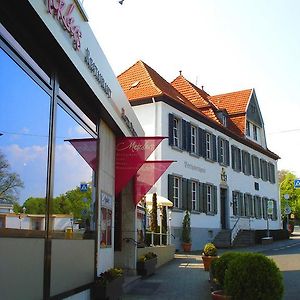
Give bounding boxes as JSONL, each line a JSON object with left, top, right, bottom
{"left": 220, "top": 188, "right": 227, "bottom": 229}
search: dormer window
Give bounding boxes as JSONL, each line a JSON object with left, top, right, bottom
{"left": 246, "top": 121, "right": 250, "bottom": 136}
{"left": 221, "top": 114, "right": 227, "bottom": 127}
{"left": 253, "top": 125, "right": 258, "bottom": 141}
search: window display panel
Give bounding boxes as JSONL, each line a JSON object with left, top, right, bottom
{"left": 51, "top": 103, "right": 97, "bottom": 239}
{"left": 0, "top": 48, "right": 50, "bottom": 233}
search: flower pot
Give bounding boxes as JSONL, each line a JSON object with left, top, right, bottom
{"left": 92, "top": 276, "right": 124, "bottom": 300}
{"left": 137, "top": 257, "right": 157, "bottom": 277}
{"left": 182, "top": 242, "right": 192, "bottom": 252}
{"left": 202, "top": 255, "right": 218, "bottom": 271}
{"left": 211, "top": 290, "right": 231, "bottom": 300}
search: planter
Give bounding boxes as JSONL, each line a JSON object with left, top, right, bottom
{"left": 182, "top": 242, "right": 192, "bottom": 252}
{"left": 202, "top": 255, "right": 218, "bottom": 271}
{"left": 137, "top": 257, "right": 157, "bottom": 277}
{"left": 211, "top": 290, "right": 232, "bottom": 300}
{"left": 91, "top": 276, "right": 124, "bottom": 300}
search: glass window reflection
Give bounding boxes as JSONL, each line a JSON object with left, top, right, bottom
{"left": 0, "top": 48, "right": 50, "bottom": 233}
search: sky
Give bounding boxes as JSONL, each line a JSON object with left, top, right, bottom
{"left": 83, "top": 0, "right": 300, "bottom": 177}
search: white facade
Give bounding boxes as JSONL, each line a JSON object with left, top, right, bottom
{"left": 133, "top": 100, "right": 280, "bottom": 250}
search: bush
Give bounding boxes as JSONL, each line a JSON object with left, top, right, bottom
{"left": 213, "top": 252, "right": 242, "bottom": 289}
{"left": 203, "top": 242, "right": 217, "bottom": 256}
{"left": 224, "top": 253, "right": 284, "bottom": 300}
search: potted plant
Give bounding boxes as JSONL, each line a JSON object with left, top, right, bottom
{"left": 181, "top": 210, "right": 192, "bottom": 252}
{"left": 224, "top": 252, "right": 284, "bottom": 300}
{"left": 91, "top": 268, "right": 124, "bottom": 300}
{"left": 137, "top": 252, "right": 158, "bottom": 277}
{"left": 202, "top": 242, "right": 218, "bottom": 271}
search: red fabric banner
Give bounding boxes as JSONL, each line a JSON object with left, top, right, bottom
{"left": 115, "top": 137, "right": 165, "bottom": 195}
{"left": 66, "top": 138, "right": 98, "bottom": 171}
{"left": 133, "top": 160, "right": 173, "bottom": 205}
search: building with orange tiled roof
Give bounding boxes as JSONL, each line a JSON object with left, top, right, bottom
{"left": 118, "top": 60, "right": 281, "bottom": 250}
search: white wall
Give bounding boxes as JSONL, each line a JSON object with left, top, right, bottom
{"left": 133, "top": 101, "right": 281, "bottom": 241}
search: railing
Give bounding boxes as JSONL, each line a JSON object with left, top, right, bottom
{"left": 145, "top": 231, "right": 173, "bottom": 246}
{"left": 230, "top": 217, "right": 251, "bottom": 245}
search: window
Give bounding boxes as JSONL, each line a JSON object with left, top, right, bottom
{"left": 244, "top": 194, "right": 253, "bottom": 217}
{"left": 232, "top": 191, "right": 241, "bottom": 216}
{"left": 253, "top": 125, "right": 258, "bottom": 141}
{"left": 207, "top": 185, "right": 212, "bottom": 212}
{"left": 231, "top": 145, "right": 241, "bottom": 172}
{"left": 0, "top": 48, "right": 50, "bottom": 233}
{"left": 206, "top": 184, "right": 217, "bottom": 214}
{"left": 218, "top": 137, "right": 229, "bottom": 166}
{"left": 191, "top": 125, "right": 197, "bottom": 154}
{"left": 205, "top": 132, "right": 217, "bottom": 161}
{"left": 173, "top": 117, "right": 180, "bottom": 148}
{"left": 246, "top": 121, "right": 250, "bottom": 136}
{"left": 221, "top": 114, "right": 227, "bottom": 127}
{"left": 173, "top": 176, "right": 181, "bottom": 208}
{"left": 206, "top": 132, "right": 211, "bottom": 159}
{"left": 260, "top": 159, "right": 268, "bottom": 181}
{"left": 242, "top": 150, "right": 251, "bottom": 175}
{"left": 271, "top": 200, "right": 278, "bottom": 220}
{"left": 191, "top": 181, "right": 198, "bottom": 211}
{"left": 254, "top": 196, "right": 262, "bottom": 219}
{"left": 262, "top": 197, "right": 268, "bottom": 219}
{"left": 252, "top": 155, "right": 260, "bottom": 178}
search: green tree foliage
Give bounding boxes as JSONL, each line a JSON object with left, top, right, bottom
{"left": 22, "top": 185, "right": 92, "bottom": 219}
{"left": 0, "top": 150, "right": 24, "bottom": 203}
{"left": 279, "top": 170, "right": 300, "bottom": 218}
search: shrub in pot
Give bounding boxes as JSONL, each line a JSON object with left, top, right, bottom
{"left": 202, "top": 242, "right": 218, "bottom": 271}
{"left": 137, "top": 252, "right": 158, "bottom": 277}
{"left": 224, "top": 253, "right": 284, "bottom": 300}
{"left": 181, "top": 210, "right": 192, "bottom": 251}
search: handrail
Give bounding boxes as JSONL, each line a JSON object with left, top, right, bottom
{"left": 230, "top": 217, "right": 241, "bottom": 246}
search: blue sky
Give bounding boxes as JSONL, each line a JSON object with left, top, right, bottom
{"left": 84, "top": 0, "right": 300, "bottom": 177}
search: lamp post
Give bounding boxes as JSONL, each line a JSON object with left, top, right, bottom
{"left": 159, "top": 204, "right": 163, "bottom": 246}
{"left": 168, "top": 207, "right": 172, "bottom": 245}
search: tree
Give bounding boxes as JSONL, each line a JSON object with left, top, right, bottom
{"left": 150, "top": 193, "right": 158, "bottom": 233}
{"left": 279, "top": 170, "right": 300, "bottom": 219}
{"left": 0, "top": 150, "right": 24, "bottom": 203}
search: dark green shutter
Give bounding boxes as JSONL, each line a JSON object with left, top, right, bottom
{"left": 168, "top": 114, "right": 174, "bottom": 146}
{"left": 225, "top": 140, "right": 229, "bottom": 166}
{"left": 213, "top": 185, "right": 217, "bottom": 214}
{"left": 198, "top": 128, "right": 206, "bottom": 158}
{"left": 182, "top": 178, "right": 188, "bottom": 210}
{"left": 199, "top": 182, "right": 206, "bottom": 213}
{"left": 181, "top": 119, "right": 187, "bottom": 150}
{"left": 168, "top": 174, "right": 174, "bottom": 204}
{"left": 217, "top": 136, "right": 221, "bottom": 163}
{"left": 186, "top": 122, "right": 191, "bottom": 153}
{"left": 212, "top": 134, "right": 217, "bottom": 161}
{"left": 232, "top": 191, "right": 237, "bottom": 216}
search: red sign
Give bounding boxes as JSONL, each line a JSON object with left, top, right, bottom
{"left": 66, "top": 138, "right": 97, "bottom": 171}
{"left": 133, "top": 161, "right": 173, "bottom": 205}
{"left": 47, "top": 0, "right": 82, "bottom": 50}
{"left": 115, "top": 137, "right": 165, "bottom": 195}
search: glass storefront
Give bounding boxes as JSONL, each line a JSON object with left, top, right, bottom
{"left": 0, "top": 29, "right": 98, "bottom": 299}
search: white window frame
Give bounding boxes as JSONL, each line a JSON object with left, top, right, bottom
{"left": 191, "top": 181, "right": 197, "bottom": 211}
{"left": 173, "top": 176, "right": 181, "bottom": 208}
{"left": 219, "top": 138, "right": 225, "bottom": 164}
{"left": 206, "top": 185, "right": 212, "bottom": 213}
{"left": 191, "top": 125, "right": 197, "bottom": 154}
{"left": 246, "top": 120, "right": 250, "bottom": 136}
{"left": 173, "top": 118, "right": 180, "bottom": 148}
{"left": 206, "top": 132, "right": 212, "bottom": 159}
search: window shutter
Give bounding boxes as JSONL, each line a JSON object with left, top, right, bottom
{"left": 232, "top": 191, "right": 237, "bottom": 216}
{"left": 181, "top": 119, "right": 187, "bottom": 151}
{"left": 199, "top": 182, "right": 206, "bottom": 213}
{"left": 212, "top": 134, "right": 217, "bottom": 161}
{"left": 186, "top": 122, "right": 192, "bottom": 153}
{"left": 237, "top": 148, "right": 242, "bottom": 172}
{"left": 273, "top": 200, "right": 277, "bottom": 220}
{"left": 217, "top": 136, "right": 221, "bottom": 163}
{"left": 238, "top": 192, "right": 243, "bottom": 216}
{"left": 168, "top": 114, "right": 174, "bottom": 146}
{"left": 225, "top": 140, "right": 230, "bottom": 166}
{"left": 168, "top": 174, "right": 174, "bottom": 204}
{"left": 213, "top": 185, "right": 217, "bottom": 214}
{"left": 182, "top": 178, "right": 188, "bottom": 210}
{"left": 231, "top": 145, "right": 235, "bottom": 170}
{"left": 198, "top": 128, "right": 205, "bottom": 157}
{"left": 242, "top": 151, "right": 246, "bottom": 174}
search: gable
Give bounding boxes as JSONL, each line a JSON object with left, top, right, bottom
{"left": 246, "top": 92, "right": 263, "bottom": 127}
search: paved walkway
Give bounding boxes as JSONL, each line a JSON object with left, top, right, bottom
{"left": 123, "top": 231, "right": 300, "bottom": 300}
{"left": 123, "top": 253, "right": 211, "bottom": 300}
